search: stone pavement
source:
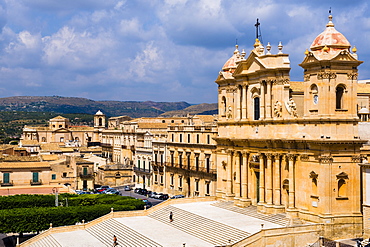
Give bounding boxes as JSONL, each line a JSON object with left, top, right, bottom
{"left": 28, "top": 200, "right": 291, "bottom": 247}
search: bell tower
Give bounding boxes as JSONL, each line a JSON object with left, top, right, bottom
{"left": 300, "top": 13, "right": 362, "bottom": 119}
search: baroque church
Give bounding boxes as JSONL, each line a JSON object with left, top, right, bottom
{"left": 215, "top": 13, "right": 366, "bottom": 238}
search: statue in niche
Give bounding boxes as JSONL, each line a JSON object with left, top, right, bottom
{"left": 274, "top": 100, "right": 282, "bottom": 118}
{"left": 285, "top": 98, "right": 298, "bottom": 118}
{"left": 227, "top": 105, "right": 233, "bottom": 119}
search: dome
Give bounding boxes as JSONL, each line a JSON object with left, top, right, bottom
{"left": 95, "top": 110, "right": 104, "bottom": 115}
{"left": 222, "top": 45, "right": 240, "bottom": 72}
{"left": 310, "top": 15, "right": 351, "bottom": 51}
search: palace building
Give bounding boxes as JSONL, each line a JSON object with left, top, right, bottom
{"left": 214, "top": 14, "right": 367, "bottom": 238}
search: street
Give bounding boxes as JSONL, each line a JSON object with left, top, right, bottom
{"left": 116, "top": 188, "right": 164, "bottom": 206}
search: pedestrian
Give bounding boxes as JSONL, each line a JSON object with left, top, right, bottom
{"left": 169, "top": 211, "right": 173, "bottom": 222}
{"left": 113, "top": 235, "right": 118, "bottom": 246}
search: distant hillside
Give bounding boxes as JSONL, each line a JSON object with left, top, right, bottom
{"left": 159, "top": 103, "right": 218, "bottom": 117}
{"left": 0, "top": 96, "right": 191, "bottom": 118}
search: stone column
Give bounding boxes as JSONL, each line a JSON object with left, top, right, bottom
{"left": 287, "top": 154, "right": 295, "bottom": 209}
{"left": 242, "top": 85, "right": 247, "bottom": 120}
{"left": 260, "top": 81, "right": 265, "bottom": 119}
{"left": 266, "top": 80, "right": 272, "bottom": 119}
{"left": 259, "top": 153, "right": 265, "bottom": 203}
{"left": 266, "top": 153, "right": 273, "bottom": 205}
{"left": 235, "top": 152, "right": 241, "bottom": 197}
{"left": 227, "top": 150, "right": 234, "bottom": 196}
{"left": 242, "top": 152, "right": 248, "bottom": 199}
{"left": 273, "top": 154, "right": 282, "bottom": 206}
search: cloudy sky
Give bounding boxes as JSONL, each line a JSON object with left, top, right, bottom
{"left": 0, "top": 0, "right": 369, "bottom": 104}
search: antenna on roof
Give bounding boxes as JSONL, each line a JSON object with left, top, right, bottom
{"left": 255, "top": 18, "right": 263, "bottom": 44}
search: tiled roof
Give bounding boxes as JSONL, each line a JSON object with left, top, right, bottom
{"left": 0, "top": 161, "right": 50, "bottom": 169}
{"left": 138, "top": 122, "right": 168, "bottom": 129}
{"left": 41, "top": 154, "right": 60, "bottom": 161}
{"left": 289, "top": 81, "right": 304, "bottom": 92}
{"left": 0, "top": 155, "right": 41, "bottom": 162}
{"left": 21, "top": 140, "right": 40, "bottom": 146}
{"left": 40, "top": 143, "right": 61, "bottom": 151}
{"left": 0, "top": 144, "right": 13, "bottom": 151}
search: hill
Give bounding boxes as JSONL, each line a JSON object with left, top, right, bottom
{"left": 159, "top": 103, "right": 218, "bottom": 117}
{"left": 0, "top": 96, "right": 191, "bottom": 117}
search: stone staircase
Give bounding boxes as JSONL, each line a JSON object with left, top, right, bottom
{"left": 29, "top": 235, "right": 62, "bottom": 247}
{"left": 212, "top": 201, "right": 289, "bottom": 226}
{"left": 148, "top": 205, "right": 250, "bottom": 246}
{"left": 85, "top": 218, "right": 163, "bottom": 247}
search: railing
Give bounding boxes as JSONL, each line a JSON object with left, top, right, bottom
{"left": 163, "top": 162, "right": 217, "bottom": 180}
{"left": 79, "top": 173, "right": 94, "bottom": 179}
{"left": 133, "top": 167, "right": 151, "bottom": 174}
{"left": 30, "top": 179, "right": 42, "bottom": 185}
{"left": 0, "top": 180, "right": 13, "bottom": 187}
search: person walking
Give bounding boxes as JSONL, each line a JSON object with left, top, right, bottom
{"left": 113, "top": 235, "right": 118, "bottom": 246}
{"left": 169, "top": 211, "right": 173, "bottom": 222}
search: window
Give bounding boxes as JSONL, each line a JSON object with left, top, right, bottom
{"left": 207, "top": 135, "right": 210, "bottom": 144}
{"left": 195, "top": 156, "right": 199, "bottom": 171}
{"left": 83, "top": 167, "right": 88, "bottom": 176}
{"left": 336, "top": 85, "right": 345, "bottom": 109}
{"left": 312, "top": 178, "right": 318, "bottom": 196}
{"left": 254, "top": 97, "right": 260, "bottom": 120}
{"left": 179, "top": 134, "right": 182, "bottom": 142}
{"left": 197, "top": 134, "right": 200, "bottom": 143}
{"left": 179, "top": 176, "right": 182, "bottom": 187}
{"left": 32, "top": 172, "right": 39, "bottom": 183}
{"left": 338, "top": 179, "right": 347, "bottom": 197}
{"left": 170, "top": 175, "right": 174, "bottom": 185}
{"left": 133, "top": 175, "right": 136, "bottom": 182}
{"left": 171, "top": 134, "right": 174, "bottom": 142}
{"left": 138, "top": 160, "right": 140, "bottom": 169}
{"left": 171, "top": 153, "right": 174, "bottom": 166}
{"left": 195, "top": 180, "right": 199, "bottom": 191}
{"left": 188, "top": 134, "right": 191, "bottom": 143}
{"left": 160, "top": 175, "right": 163, "bottom": 184}
{"left": 162, "top": 120, "right": 166, "bottom": 123}
{"left": 60, "top": 137, "right": 64, "bottom": 142}
{"left": 179, "top": 153, "right": 183, "bottom": 168}
{"left": 3, "top": 173, "right": 10, "bottom": 183}
{"left": 63, "top": 172, "right": 67, "bottom": 177}
{"left": 154, "top": 174, "right": 157, "bottom": 182}
{"left": 206, "top": 182, "right": 210, "bottom": 195}
{"left": 59, "top": 125, "right": 62, "bottom": 128}
{"left": 206, "top": 157, "right": 210, "bottom": 173}
{"left": 99, "top": 117, "right": 103, "bottom": 126}
{"left": 41, "top": 137, "right": 46, "bottom": 142}
{"left": 187, "top": 154, "right": 191, "bottom": 169}
{"left": 51, "top": 174, "right": 56, "bottom": 180}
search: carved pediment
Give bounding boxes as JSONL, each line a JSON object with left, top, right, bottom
{"left": 53, "top": 128, "right": 70, "bottom": 133}
{"left": 336, "top": 172, "right": 349, "bottom": 180}
{"left": 233, "top": 51, "right": 267, "bottom": 75}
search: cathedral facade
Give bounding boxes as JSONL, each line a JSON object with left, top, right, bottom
{"left": 215, "top": 14, "right": 366, "bottom": 238}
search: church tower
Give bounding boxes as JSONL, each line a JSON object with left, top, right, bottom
{"left": 93, "top": 110, "right": 106, "bottom": 143}
{"left": 300, "top": 13, "right": 362, "bottom": 119}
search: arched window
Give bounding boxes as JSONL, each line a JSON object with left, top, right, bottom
{"left": 254, "top": 97, "right": 260, "bottom": 120}
{"left": 221, "top": 96, "right": 227, "bottom": 116}
{"left": 41, "top": 137, "right": 46, "bottom": 142}
{"left": 338, "top": 179, "right": 347, "bottom": 197}
{"left": 310, "top": 84, "right": 318, "bottom": 105}
{"left": 336, "top": 85, "right": 345, "bottom": 109}
{"left": 60, "top": 137, "right": 64, "bottom": 142}
{"left": 99, "top": 117, "right": 103, "bottom": 126}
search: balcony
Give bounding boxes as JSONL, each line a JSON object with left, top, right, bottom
{"left": 164, "top": 163, "right": 217, "bottom": 180}
{"left": 30, "top": 179, "right": 42, "bottom": 185}
{"left": 0, "top": 180, "right": 13, "bottom": 187}
{"left": 133, "top": 166, "right": 151, "bottom": 175}
{"left": 79, "top": 173, "right": 94, "bottom": 179}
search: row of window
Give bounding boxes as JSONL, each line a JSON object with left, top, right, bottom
{"left": 171, "top": 133, "right": 212, "bottom": 144}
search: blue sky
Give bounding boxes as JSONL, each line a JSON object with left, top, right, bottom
{"left": 0, "top": 0, "right": 369, "bottom": 103}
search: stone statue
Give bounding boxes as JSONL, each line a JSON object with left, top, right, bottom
{"left": 274, "top": 100, "right": 282, "bottom": 118}
{"left": 285, "top": 98, "right": 298, "bottom": 118}
{"left": 227, "top": 105, "right": 232, "bottom": 118}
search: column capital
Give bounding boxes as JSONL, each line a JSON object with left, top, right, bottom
{"left": 266, "top": 153, "right": 274, "bottom": 160}
{"left": 286, "top": 153, "right": 297, "bottom": 161}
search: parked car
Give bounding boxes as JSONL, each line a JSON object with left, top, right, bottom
{"left": 148, "top": 191, "right": 157, "bottom": 198}
{"left": 142, "top": 199, "right": 152, "bottom": 209}
{"left": 138, "top": 188, "right": 148, "bottom": 195}
{"left": 153, "top": 193, "right": 163, "bottom": 199}
{"left": 158, "top": 194, "right": 169, "bottom": 200}
{"left": 105, "top": 188, "right": 120, "bottom": 195}
{"left": 134, "top": 188, "right": 142, "bottom": 194}
{"left": 124, "top": 185, "right": 131, "bottom": 191}
{"left": 171, "top": 194, "right": 185, "bottom": 199}
{"left": 96, "top": 186, "right": 110, "bottom": 193}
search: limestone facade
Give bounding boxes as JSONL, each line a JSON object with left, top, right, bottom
{"left": 214, "top": 14, "right": 366, "bottom": 239}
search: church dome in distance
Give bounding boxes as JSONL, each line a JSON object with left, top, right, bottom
{"left": 310, "top": 14, "right": 351, "bottom": 51}
{"left": 95, "top": 110, "right": 104, "bottom": 115}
